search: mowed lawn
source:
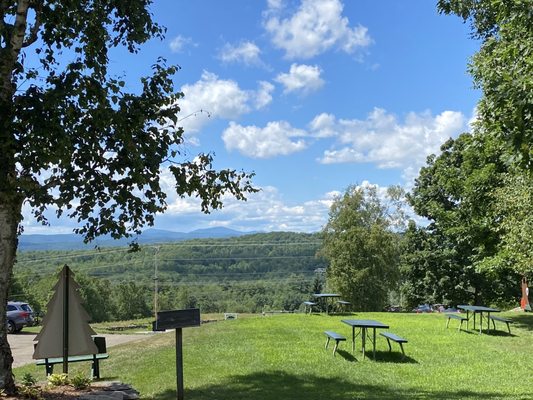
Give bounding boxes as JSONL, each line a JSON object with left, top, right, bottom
{"left": 15, "top": 312, "right": 533, "bottom": 400}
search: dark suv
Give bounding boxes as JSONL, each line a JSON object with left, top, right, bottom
{"left": 6, "top": 301, "right": 35, "bottom": 334}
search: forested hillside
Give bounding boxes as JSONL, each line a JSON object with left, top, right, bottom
{"left": 11, "top": 232, "right": 327, "bottom": 321}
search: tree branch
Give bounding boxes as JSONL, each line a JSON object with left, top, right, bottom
{"left": 22, "top": 0, "right": 41, "bottom": 48}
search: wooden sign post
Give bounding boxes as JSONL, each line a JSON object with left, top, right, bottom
{"left": 153, "top": 309, "right": 200, "bottom": 400}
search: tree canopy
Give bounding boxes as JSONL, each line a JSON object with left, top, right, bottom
{"left": 405, "top": 132, "right": 521, "bottom": 306}
{"left": 438, "top": 0, "right": 533, "bottom": 167}
{"left": 320, "top": 185, "right": 404, "bottom": 311}
{"left": 0, "top": 0, "right": 256, "bottom": 392}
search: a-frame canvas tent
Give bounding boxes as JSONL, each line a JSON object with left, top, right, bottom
{"left": 33, "top": 265, "right": 98, "bottom": 372}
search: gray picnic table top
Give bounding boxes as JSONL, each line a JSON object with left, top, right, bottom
{"left": 342, "top": 319, "right": 389, "bottom": 359}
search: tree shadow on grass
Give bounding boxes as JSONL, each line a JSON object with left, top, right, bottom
{"left": 148, "top": 371, "right": 521, "bottom": 400}
{"left": 336, "top": 349, "right": 357, "bottom": 362}
{"left": 484, "top": 329, "right": 515, "bottom": 337}
{"left": 372, "top": 350, "right": 417, "bottom": 364}
{"left": 510, "top": 313, "right": 533, "bottom": 331}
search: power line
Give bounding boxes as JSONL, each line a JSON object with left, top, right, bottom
{"left": 16, "top": 240, "right": 322, "bottom": 264}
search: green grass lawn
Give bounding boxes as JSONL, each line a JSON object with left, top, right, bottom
{"left": 15, "top": 312, "right": 533, "bottom": 400}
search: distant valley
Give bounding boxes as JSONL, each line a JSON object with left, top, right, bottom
{"left": 18, "top": 227, "right": 258, "bottom": 252}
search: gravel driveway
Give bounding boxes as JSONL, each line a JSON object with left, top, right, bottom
{"left": 8, "top": 332, "right": 153, "bottom": 368}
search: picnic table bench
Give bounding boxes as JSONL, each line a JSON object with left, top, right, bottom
{"left": 489, "top": 315, "right": 512, "bottom": 334}
{"left": 35, "top": 336, "right": 108, "bottom": 379}
{"left": 336, "top": 300, "right": 351, "bottom": 313}
{"left": 303, "top": 301, "right": 317, "bottom": 315}
{"left": 324, "top": 330, "right": 346, "bottom": 356}
{"left": 445, "top": 313, "right": 468, "bottom": 331}
{"left": 380, "top": 332, "right": 408, "bottom": 358}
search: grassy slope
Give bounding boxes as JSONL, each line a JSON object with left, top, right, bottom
{"left": 15, "top": 312, "right": 533, "bottom": 400}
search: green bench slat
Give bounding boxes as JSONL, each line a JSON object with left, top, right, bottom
{"left": 380, "top": 332, "right": 408, "bottom": 358}
{"left": 489, "top": 315, "right": 511, "bottom": 323}
{"left": 445, "top": 313, "right": 467, "bottom": 320}
{"left": 324, "top": 331, "right": 346, "bottom": 341}
{"left": 36, "top": 353, "right": 109, "bottom": 365}
{"left": 489, "top": 315, "right": 512, "bottom": 334}
{"left": 445, "top": 313, "right": 468, "bottom": 331}
{"left": 324, "top": 331, "right": 345, "bottom": 356}
{"left": 36, "top": 353, "right": 108, "bottom": 379}
{"left": 380, "top": 332, "right": 407, "bottom": 343}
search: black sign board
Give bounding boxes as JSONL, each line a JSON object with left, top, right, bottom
{"left": 153, "top": 308, "right": 200, "bottom": 331}
{"left": 152, "top": 308, "right": 201, "bottom": 400}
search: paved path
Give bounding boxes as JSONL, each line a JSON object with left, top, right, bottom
{"left": 8, "top": 332, "right": 153, "bottom": 368}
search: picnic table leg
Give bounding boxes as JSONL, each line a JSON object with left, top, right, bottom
{"left": 372, "top": 328, "right": 376, "bottom": 360}
{"left": 91, "top": 356, "right": 100, "bottom": 380}
{"left": 45, "top": 359, "right": 53, "bottom": 376}
{"left": 351, "top": 327, "right": 355, "bottom": 353}
{"left": 361, "top": 328, "right": 366, "bottom": 359}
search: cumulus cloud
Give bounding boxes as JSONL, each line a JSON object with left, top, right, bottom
{"left": 155, "top": 183, "right": 334, "bottom": 233}
{"left": 316, "top": 108, "right": 466, "bottom": 171}
{"left": 178, "top": 71, "right": 274, "bottom": 133}
{"left": 264, "top": 0, "right": 372, "bottom": 59}
{"left": 222, "top": 120, "right": 308, "bottom": 158}
{"left": 219, "top": 41, "right": 262, "bottom": 65}
{"left": 169, "top": 35, "right": 196, "bottom": 53}
{"left": 255, "top": 81, "right": 275, "bottom": 109}
{"left": 275, "top": 63, "right": 324, "bottom": 95}
{"left": 308, "top": 113, "right": 337, "bottom": 137}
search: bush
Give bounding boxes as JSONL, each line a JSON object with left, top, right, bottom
{"left": 47, "top": 373, "right": 69, "bottom": 387}
{"left": 70, "top": 373, "right": 91, "bottom": 390}
{"left": 20, "top": 373, "right": 37, "bottom": 387}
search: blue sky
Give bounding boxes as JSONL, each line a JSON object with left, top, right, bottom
{"left": 22, "top": 0, "right": 480, "bottom": 235}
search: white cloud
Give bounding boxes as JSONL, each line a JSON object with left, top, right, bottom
{"left": 178, "top": 71, "right": 273, "bottom": 133}
{"left": 308, "top": 112, "right": 337, "bottom": 137}
{"left": 275, "top": 63, "right": 324, "bottom": 95}
{"left": 219, "top": 41, "right": 262, "bottom": 65}
{"left": 255, "top": 81, "right": 275, "bottom": 109}
{"left": 264, "top": 0, "right": 372, "bottom": 59}
{"left": 169, "top": 35, "right": 196, "bottom": 53}
{"left": 315, "top": 108, "right": 466, "bottom": 173}
{"left": 222, "top": 121, "right": 307, "bottom": 158}
{"left": 155, "top": 184, "right": 334, "bottom": 233}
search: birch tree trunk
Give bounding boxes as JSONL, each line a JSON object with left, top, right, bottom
{"left": 0, "top": 199, "right": 21, "bottom": 393}
{"left": 0, "top": 0, "right": 31, "bottom": 392}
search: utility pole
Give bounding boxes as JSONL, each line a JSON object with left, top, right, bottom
{"left": 154, "top": 246, "right": 161, "bottom": 322}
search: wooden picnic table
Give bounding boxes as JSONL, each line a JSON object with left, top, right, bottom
{"left": 341, "top": 319, "right": 389, "bottom": 360}
{"left": 312, "top": 293, "right": 340, "bottom": 315}
{"left": 457, "top": 305, "right": 500, "bottom": 334}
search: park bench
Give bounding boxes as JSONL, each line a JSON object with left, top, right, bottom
{"left": 324, "top": 331, "right": 346, "bottom": 356}
{"left": 380, "top": 332, "right": 408, "bottom": 359}
{"left": 445, "top": 313, "right": 468, "bottom": 331}
{"left": 489, "top": 315, "right": 512, "bottom": 334}
{"left": 36, "top": 336, "right": 108, "bottom": 379}
{"left": 336, "top": 300, "right": 351, "bottom": 313}
{"left": 303, "top": 301, "right": 317, "bottom": 315}
{"left": 224, "top": 313, "right": 238, "bottom": 320}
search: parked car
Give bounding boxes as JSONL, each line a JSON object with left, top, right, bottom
{"left": 384, "top": 305, "right": 402, "bottom": 312}
{"left": 412, "top": 304, "right": 433, "bottom": 313}
{"left": 6, "top": 301, "right": 35, "bottom": 334}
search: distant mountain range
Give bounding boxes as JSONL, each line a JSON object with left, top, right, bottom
{"left": 18, "top": 227, "right": 257, "bottom": 252}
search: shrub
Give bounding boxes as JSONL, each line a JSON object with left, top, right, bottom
{"left": 47, "top": 373, "right": 70, "bottom": 387}
{"left": 70, "top": 373, "right": 91, "bottom": 390}
{"left": 20, "top": 373, "right": 37, "bottom": 387}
